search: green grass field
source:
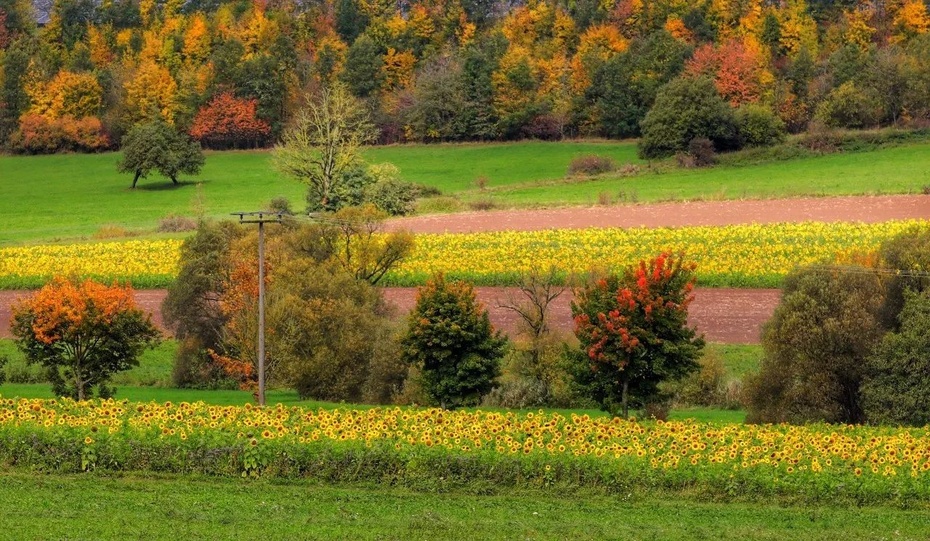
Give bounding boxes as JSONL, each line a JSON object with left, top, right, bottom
{"left": 2, "top": 472, "right": 928, "bottom": 540}
{"left": 1, "top": 140, "right": 928, "bottom": 244}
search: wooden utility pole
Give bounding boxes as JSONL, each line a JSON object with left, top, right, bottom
{"left": 232, "top": 211, "right": 284, "bottom": 406}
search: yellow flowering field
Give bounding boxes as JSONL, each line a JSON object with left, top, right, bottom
{"left": 0, "top": 239, "right": 182, "bottom": 289}
{"left": 386, "top": 219, "right": 930, "bottom": 287}
{"left": 0, "top": 220, "right": 926, "bottom": 288}
{"left": 1, "top": 396, "right": 929, "bottom": 504}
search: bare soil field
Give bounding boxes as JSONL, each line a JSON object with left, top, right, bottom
{"left": 0, "top": 288, "right": 779, "bottom": 344}
{"left": 387, "top": 195, "right": 929, "bottom": 233}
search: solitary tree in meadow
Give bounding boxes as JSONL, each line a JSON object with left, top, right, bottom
{"left": 118, "top": 120, "right": 204, "bottom": 188}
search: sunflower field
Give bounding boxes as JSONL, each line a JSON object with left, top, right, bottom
{"left": 0, "top": 220, "right": 926, "bottom": 289}
{"left": 2, "top": 396, "right": 929, "bottom": 505}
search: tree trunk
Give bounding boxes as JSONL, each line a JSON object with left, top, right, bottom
{"left": 170, "top": 175, "right": 178, "bottom": 185}
{"left": 622, "top": 380, "right": 629, "bottom": 419}
{"left": 131, "top": 171, "right": 141, "bottom": 189}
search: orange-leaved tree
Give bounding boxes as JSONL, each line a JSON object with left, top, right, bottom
{"left": 11, "top": 278, "right": 160, "bottom": 400}
{"left": 189, "top": 91, "right": 271, "bottom": 149}
{"left": 571, "top": 253, "right": 705, "bottom": 418}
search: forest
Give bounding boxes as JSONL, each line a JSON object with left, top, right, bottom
{"left": 1, "top": 0, "right": 929, "bottom": 154}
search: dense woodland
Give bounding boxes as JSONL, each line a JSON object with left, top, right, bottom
{"left": 1, "top": 0, "right": 929, "bottom": 154}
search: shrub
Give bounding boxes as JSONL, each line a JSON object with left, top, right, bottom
{"left": 158, "top": 215, "right": 197, "bottom": 233}
{"left": 416, "top": 196, "right": 464, "bottom": 214}
{"left": 736, "top": 104, "right": 786, "bottom": 147}
{"left": 0, "top": 356, "right": 6, "bottom": 386}
{"left": 670, "top": 354, "right": 728, "bottom": 407}
{"left": 469, "top": 198, "right": 498, "bottom": 211}
{"left": 687, "top": 137, "right": 717, "bottom": 167}
{"left": 363, "top": 179, "right": 420, "bottom": 216}
{"left": 639, "top": 77, "right": 739, "bottom": 159}
{"left": 568, "top": 155, "right": 616, "bottom": 176}
{"left": 267, "top": 197, "right": 293, "bottom": 215}
{"left": 400, "top": 274, "right": 508, "bottom": 409}
{"left": 521, "top": 113, "right": 563, "bottom": 140}
{"left": 877, "top": 226, "right": 930, "bottom": 330}
{"left": 93, "top": 225, "right": 133, "bottom": 239}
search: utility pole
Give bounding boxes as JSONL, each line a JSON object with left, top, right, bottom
{"left": 232, "top": 211, "right": 284, "bottom": 406}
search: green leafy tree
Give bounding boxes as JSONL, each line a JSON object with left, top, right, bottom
{"left": 341, "top": 34, "right": 384, "bottom": 99}
{"left": 273, "top": 83, "right": 376, "bottom": 212}
{"left": 638, "top": 76, "right": 739, "bottom": 159}
{"left": 11, "top": 277, "right": 160, "bottom": 400}
{"left": 401, "top": 274, "right": 507, "bottom": 409}
{"left": 117, "top": 120, "right": 205, "bottom": 188}
{"left": 571, "top": 253, "right": 704, "bottom": 418}
{"left": 877, "top": 226, "right": 930, "bottom": 330}
{"left": 744, "top": 266, "right": 885, "bottom": 424}
{"left": 862, "top": 290, "right": 930, "bottom": 426}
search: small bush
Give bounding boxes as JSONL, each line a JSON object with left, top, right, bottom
{"left": 364, "top": 179, "right": 420, "bottom": 216}
{"left": 736, "top": 104, "right": 786, "bottom": 148}
{"left": 618, "top": 163, "right": 641, "bottom": 176}
{"left": 0, "top": 356, "right": 6, "bottom": 386}
{"left": 2, "top": 355, "right": 45, "bottom": 384}
{"left": 93, "top": 225, "right": 134, "bottom": 239}
{"left": 521, "top": 114, "right": 563, "bottom": 141}
{"left": 814, "top": 81, "right": 882, "bottom": 129}
{"left": 469, "top": 198, "right": 498, "bottom": 211}
{"left": 597, "top": 191, "right": 613, "bottom": 205}
{"left": 267, "top": 197, "right": 294, "bottom": 215}
{"left": 688, "top": 137, "right": 717, "bottom": 167}
{"left": 474, "top": 176, "right": 489, "bottom": 191}
{"left": 567, "top": 155, "right": 616, "bottom": 176}
{"left": 482, "top": 377, "right": 549, "bottom": 409}
{"left": 798, "top": 121, "right": 843, "bottom": 153}
{"left": 415, "top": 196, "right": 464, "bottom": 214}
{"left": 672, "top": 354, "right": 727, "bottom": 407}
{"left": 158, "top": 215, "right": 197, "bottom": 233}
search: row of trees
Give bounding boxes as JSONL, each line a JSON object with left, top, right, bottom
{"left": 2, "top": 0, "right": 929, "bottom": 155}
{"left": 5, "top": 205, "right": 699, "bottom": 414}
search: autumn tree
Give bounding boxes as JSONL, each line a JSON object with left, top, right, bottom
{"left": 571, "top": 253, "right": 704, "bottom": 418}
{"left": 273, "top": 83, "right": 376, "bottom": 211}
{"left": 189, "top": 91, "right": 271, "bottom": 149}
{"left": 401, "top": 274, "right": 508, "bottom": 409}
{"left": 11, "top": 278, "right": 160, "bottom": 400}
{"left": 118, "top": 119, "right": 204, "bottom": 188}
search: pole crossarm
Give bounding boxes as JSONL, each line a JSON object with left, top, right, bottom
{"left": 231, "top": 211, "right": 287, "bottom": 224}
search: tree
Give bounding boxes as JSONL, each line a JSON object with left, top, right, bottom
{"left": 289, "top": 204, "right": 414, "bottom": 285}
{"left": 862, "top": 290, "right": 930, "bottom": 426}
{"left": 189, "top": 91, "right": 271, "bottom": 149}
{"left": 118, "top": 120, "right": 204, "bottom": 188}
{"left": 571, "top": 253, "right": 704, "bottom": 418}
{"left": 401, "top": 274, "right": 507, "bottom": 409}
{"left": 743, "top": 266, "right": 885, "bottom": 424}
{"left": 10, "top": 277, "right": 160, "bottom": 400}
{"left": 639, "top": 77, "right": 739, "bottom": 159}
{"left": 273, "top": 83, "right": 376, "bottom": 211}
{"left": 876, "top": 225, "right": 930, "bottom": 330}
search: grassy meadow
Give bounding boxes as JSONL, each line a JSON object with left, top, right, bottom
{"left": 1, "top": 139, "right": 928, "bottom": 244}
{"left": 3, "top": 472, "right": 928, "bottom": 540}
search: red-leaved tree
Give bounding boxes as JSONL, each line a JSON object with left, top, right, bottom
{"left": 189, "top": 92, "right": 271, "bottom": 149}
{"left": 571, "top": 253, "right": 705, "bottom": 418}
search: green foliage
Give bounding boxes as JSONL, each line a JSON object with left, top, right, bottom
{"left": 273, "top": 83, "right": 376, "bottom": 212}
{"left": 401, "top": 275, "right": 507, "bottom": 409}
{"left": 877, "top": 225, "right": 930, "bottom": 330}
{"left": 587, "top": 30, "right": 690, "bottom": 139}
{"left": 0, "top": 355, "right": 6, "bottom": 386}
{"left": 341, "top": 34, "right": 384, "bottom": 99}
{"left": 736, "top": 104, "right": 787, "bottom": 148}
{"left": 363, "top": 179, "right": 420, "bottom": 216}
{"left": 267, "top": 259, "right": 406, "bottom": 404}
{"left": 744, "top": 267, "right": 885, "bottom": 424}
{"left": 117, "top": 120, "right": 205, "bottom": 188}
{"left": 571, "top": 254, "right": 704, "bottom": 418}
{"left": 815, "top": 82, "right": 882, "bottom": 129}
{"left": 862, "top": 290, "right": 930, "bottom": 426}
{"left": 639, "top": 77, "right": 739, "bottom": 159}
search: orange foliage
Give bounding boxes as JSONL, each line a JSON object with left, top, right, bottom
{"left": 189, "top": 92, "right": 271, "bottom": 149}
{"left": 12, "top": 114, "right": 110, "bottom": 153}
{"left": 13, "top": 278, "right": 139, "bottom": 345}
{"left": 208, "top": 349, "right": 256, "bottom": 390}
{"left": 382, "top": 48, "right": 417, "bottom": 90}
{"left": 685, "top": 38, "right": 771, "bottom": 107}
